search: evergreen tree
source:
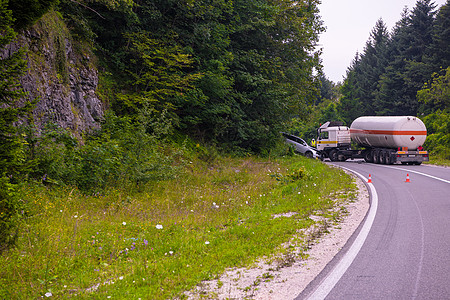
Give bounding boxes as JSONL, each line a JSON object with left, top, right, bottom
{"left": 375, "top": 8, "right": 411, "bottom": 115}
{"left": 374, "top": 1, "right": 438, "bottom": 115}
{"left": 0, "top": 0, "right": 33, "bottom": 251}
{"left": 427, "top": 1, "right": 450, "bottom": 72}
{"left": 340, "top": 19, "right": 389, "bottom": 119}
{"left": 7, "top": 0, "right": 58, "bottom": 29}
{"left": 358, "top": 18, "right": 389, "bottom": 115}
{"left": 338, "top": 53, "right": 363, "bottom": 125}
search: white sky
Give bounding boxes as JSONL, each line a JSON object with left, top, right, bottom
{"left": 318, "top": 0, "right": 447, "bottom": 83}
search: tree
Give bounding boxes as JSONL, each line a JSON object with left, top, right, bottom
{"left": 0, "top": 0, "right": 34, "bottom": 251}
{"left": 338, "top": 56, "right": 363, "bottom": 125}
{"left": 358, "top": 18, "right": 390, "bottom": 115}
{"left": 114, "top": 31, "right": 201, "bottom": 117}
{"left": 427, "top": 1, "right": 450, "bottom": 72}
{"left": 338, "top": 19, "right": 389, "bottom": 119}
{"left": 7, "top": 0, "right": 58, "bottom": 29}
{"left": 57, "top": 0, "right": 323, "bottom": 153}
{"left": 418, "top": 67, "right": 450, "bottom": 113}
{"left": 375, "top": 8, "right": 412, "bottom": 115}
{"left": 377, "top": 1, "right": 438, "bottom": 116}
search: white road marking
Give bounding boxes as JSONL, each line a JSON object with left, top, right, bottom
{"left": 381, "top": 165, "right": 450, "bottom": 184}
{"left": 405, "top": 187, "right": 425, "bottom": 300}
{"left": 306, "top": 167, "right": 378, "bottom": 300}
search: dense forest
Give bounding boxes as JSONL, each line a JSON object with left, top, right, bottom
{"left": 1, "top": 0, "right": 324, "bottom": 250}
{"left": 0, "top": 0, "right": 449, "bottom": 252}
{"left": 292, "top": 0, "right": 449, "bottom": 159}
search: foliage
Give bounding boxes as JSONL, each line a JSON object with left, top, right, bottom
{"left": 114, "top": 31, "right": 201, "bottom": 116}
{"left": 0, "top": 176, "right": 23, "bottom": 252}
{"left": 54, "top": 0, "right": 323, "bottom": 153}
{"left": 418, "top": 66, "right": 450, "bottom": 113}
{"left": 27, "top": 110, "right": 180, "bottom": 194}
{"left": 419, "top": 67, "right": 450, "bottom": 159}
{"left": 422, "top": 110, "right": 450, "bottom": 159}
{"left": 286, "top": 73, "right": 342, "bottom": 142}
{"left": 339, "top": 0, "right": 447, "bottom": 119}
{"left": 0, "top": 0, "right": 35, "bottom": 252}
{"left": 7, "top": 0, "right": 58, "bottom": 29}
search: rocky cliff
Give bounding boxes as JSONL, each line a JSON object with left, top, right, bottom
{"left": 10, "top": 11, "right": 104, "bottom": 136}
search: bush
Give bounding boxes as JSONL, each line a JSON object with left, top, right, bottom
{"left": 29, "top": 110, "right": 180, "bottom": 194}
{"left": 423, "top": 111, "right": 450, "bottom": 159}
{"left": 0, "top": 176, "right": 23, "bottom": 252}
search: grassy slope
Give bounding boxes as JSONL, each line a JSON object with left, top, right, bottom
{"left": 0, "top": 155, "right": 356, "bottom": 299}
{"left": 425, "top": 155, "right": 450, "bottom": 166}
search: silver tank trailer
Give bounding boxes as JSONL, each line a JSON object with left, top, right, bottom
{"left": 350, "top": 116, "right": 427, "bottom": 150}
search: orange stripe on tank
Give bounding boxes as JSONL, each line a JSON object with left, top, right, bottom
{"left": 350, "top": 129, "right": 427, "bottom": 135}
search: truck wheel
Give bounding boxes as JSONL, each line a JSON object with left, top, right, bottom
{"left": 372, "top": 150, "right": 380, "bottom": 164}
{"left": 380, "top": 151, "right": 386, "bottom": 164}
{"left": 329, "top": 149, "right": 338, "bottom": 161}
{"left": 364, "top": 151, "right": 373, "bottom": 163}
{"left": 385, "top": 151, "right": 393, "bottom": 165}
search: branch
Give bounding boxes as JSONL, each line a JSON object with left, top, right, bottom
{"left": 70, "top": 0, "right": 106, "bottom": 19}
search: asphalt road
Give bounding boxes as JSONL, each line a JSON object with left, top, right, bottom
{"left": 297, "top": 161, "right": 450, "bottom": 300}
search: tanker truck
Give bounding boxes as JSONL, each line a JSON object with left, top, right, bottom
{"left": 316, "top": 116, "right": 429, "bottom": 165}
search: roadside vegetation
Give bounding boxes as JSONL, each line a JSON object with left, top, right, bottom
{"left": 1, "top": 1, "right": 448, "bottom": 298}
{"left": 0, "top": 147, "right": 355, "bottom": 299}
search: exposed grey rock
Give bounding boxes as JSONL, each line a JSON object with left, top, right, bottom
{"left": 4, "top": 12, "right": 104, "bottom": 137}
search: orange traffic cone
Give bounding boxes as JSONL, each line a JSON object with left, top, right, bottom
{"left": 368, "top": 174, "right": 372, "bottom": 183}
{"left": 405, "top": 173, "right": 411, "bottom": 183}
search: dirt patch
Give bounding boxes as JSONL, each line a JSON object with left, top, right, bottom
{"left": 185, "top": 171, "right": 370, "bottom": 300}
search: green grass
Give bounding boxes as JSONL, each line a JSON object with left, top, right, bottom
{"left": 0, "top": 155, "right": 355, "bottom": 299}
{"left": 425, "top": 154, "right": 450, "bottom": 166}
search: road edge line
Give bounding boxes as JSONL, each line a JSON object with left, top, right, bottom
{"left": 381, "top": 165, "right": 450, "bottom": 184}
{"left": 306, "top": 167, "right": 378, "bottom": 300}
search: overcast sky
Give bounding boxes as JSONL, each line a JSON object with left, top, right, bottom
{"left": 318, "top": 0, "right": 447, "bottom": 83}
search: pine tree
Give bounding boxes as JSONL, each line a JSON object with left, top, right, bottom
{"left": 428, "top": 1, "right": 450, "bottom": 72}
{"left": 0, "top": 0, "right": 33, "bottom": 252}
{"left": 376, "top": 1, "right": 438, "bottom": 116}
{"left": 359, "top": 18, "right": 389, "bottom": 115}
{"left": 338, "top": 53, "right": 363, "bottom": 125}
{"left": 340, "top": 19, "right": 389, "bottom": 118}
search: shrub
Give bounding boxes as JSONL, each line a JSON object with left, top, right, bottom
{"left": 423, "top": 111, "right": 450, "bottom": 159}
{"left": 0, "top": 175, "right": 23, "bottom": 252}
{"left": 29, "top": 110, "right": 180, "bottom": 194}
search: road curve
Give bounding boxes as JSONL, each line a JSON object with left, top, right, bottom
{"left": 297, "top": 162, "right": 450, "bottom": 300}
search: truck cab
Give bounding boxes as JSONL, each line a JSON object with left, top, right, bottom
{"left": 317, "top": 122, "right": 351, "bottom": 151}
{"left": 316, "top": 122, "right": 352, "bottom": 161}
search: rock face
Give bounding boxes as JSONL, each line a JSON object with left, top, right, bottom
{"left": 10, "top": 11, "right": 104, "bottom": 136}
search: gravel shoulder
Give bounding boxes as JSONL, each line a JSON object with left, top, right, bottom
{"left": 186, "top": 170, "right": 370, "bottom": 300}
